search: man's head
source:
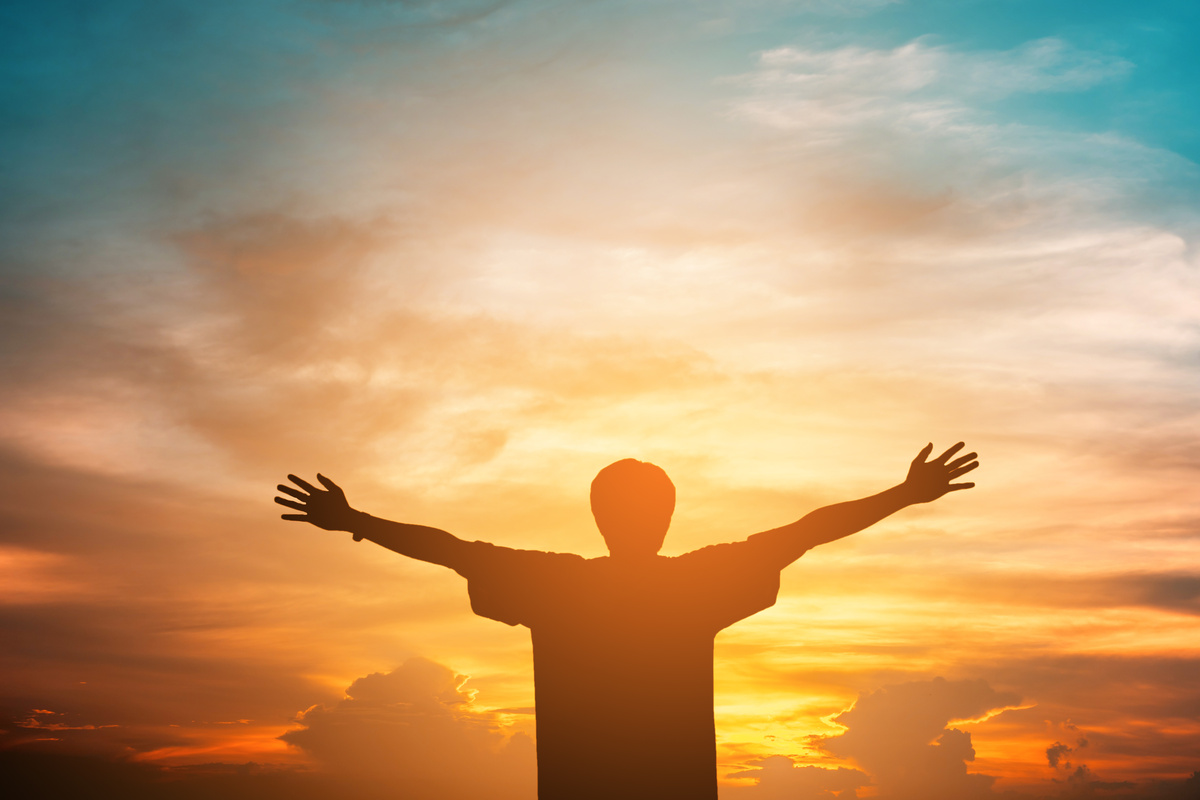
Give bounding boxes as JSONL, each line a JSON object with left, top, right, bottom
{"left": 590, "top": 459, "right": 676, "bottom": 558}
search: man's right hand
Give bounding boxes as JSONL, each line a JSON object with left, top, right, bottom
{"left": 900, "top": 443, "right": 979, "bottom": 504}
{"left": 275, "top": 474, "right": 356, "bottom": 531}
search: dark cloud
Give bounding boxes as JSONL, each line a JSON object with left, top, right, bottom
{"left": 965, "top": 654, "right": 1200, "bottom": 753}
{"left": 1062, "top": 763, "right": 1134, "bottom": 794}
{"left": 1, "top": 654, "right": 536, "bottom": 798}
{"left": 0, "top": 751, "right": 344, "bottom": 800}
{"left": 777, "top": 567, "right": 1200, "bottom": 618}
{"left": 1047, "top": 741, "right": 1073, "bottom": 769}
{"left": 963, "top": 571, "right": 1200, "bottom": 617}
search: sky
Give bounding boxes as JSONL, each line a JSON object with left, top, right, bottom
{"left": 1, "top": 0, "right": 1198, "bottom": 797}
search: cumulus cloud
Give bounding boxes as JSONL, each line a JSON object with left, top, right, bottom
{"left": 1047, "top": 741, "right": 1074, "bottom": 769}
{"left": 279, "top": 657, "right": 534, "bottom": 799}
{"left": 720, "top": 669, "right": 1200, "bottom": 800}
{"left": 722, "top": 675, "right": 1200, "bottom": 800}
{"left": 816, "top": 677, "right": 1021, "bottom": 800}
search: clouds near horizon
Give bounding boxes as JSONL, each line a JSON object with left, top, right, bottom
{"left": 279, "top": 658, "right": 535, "bottom": 799}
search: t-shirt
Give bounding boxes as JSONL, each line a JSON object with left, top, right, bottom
{"left": 453, "top": 535, "right": 786, "bottom": 800}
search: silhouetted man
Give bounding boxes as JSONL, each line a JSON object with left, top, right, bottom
{"left": 276, "top": 442, "right": 978, "bottom": 799}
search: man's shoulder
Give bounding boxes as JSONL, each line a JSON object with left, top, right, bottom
{"left": 454, "top": 540, "right": 587, "bottom": 578}
{"left": 674, "top": 532, "right": 782, "bottom": 568}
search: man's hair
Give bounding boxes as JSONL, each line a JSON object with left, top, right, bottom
{"left": 590, "top": 459, "right": 676, "bottom": 556}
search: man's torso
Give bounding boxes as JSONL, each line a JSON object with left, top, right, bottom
{"left": 457, "top": 539, "right": 783, "bottom": 799}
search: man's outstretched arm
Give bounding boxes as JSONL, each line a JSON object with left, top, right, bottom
{"left": 754, "top": 442, "right": 979, "bottom": 568}
{"left": 275, "top": 474, "right": 473, "bottom": 570}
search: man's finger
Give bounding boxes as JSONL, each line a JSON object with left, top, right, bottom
{"left": 316, "top": 473, "right": 342, "bottom": 493}
{"left": 277, "top": 484, "right": 307, "bottom": 500}
{"left": 288, "top": 474, "right": 319, "bottom": 493}
{"left": 275, "top": 497, "right": 306, "bottom": 511}
{"left": 281, "top": 513, "right": 309, "bottom": 521}
{"left": 947, "top": 453, "right": 977, "bottom": 470}
{"left": 913, "top": 443, "right": 934, "bottom": 464}
{"left": 935, "top": 442, "right": 965, "bottom": 464}
{"left": 947, "top": 482, "right": 975, "bottom": 492}
{"left": 949, "top": 462, "right": 979, "bottom": 479}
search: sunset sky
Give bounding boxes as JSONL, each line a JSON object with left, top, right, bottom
{"left": 2, "top": 1, "right": 1198, "bottom": 797}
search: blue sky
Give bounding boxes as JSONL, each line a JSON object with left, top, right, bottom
{"left": 4, "top": 0, "right": 1199, "bottom": 254}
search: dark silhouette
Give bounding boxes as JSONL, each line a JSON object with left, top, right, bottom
{"left": 276, "top": 442, "right": 978, "bottom": 799}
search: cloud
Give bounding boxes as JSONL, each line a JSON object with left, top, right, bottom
{"left": 729, "top": 35, "right": 1190, "bottom": 237}
{"left": 815, "top": 677, "right": 1020, "bottom": 800}
{"left": 0, "top": 203, "right": 729, "bottom": 493}
{"left": 1046, "top": 743, "right": 1075, "bottom": 767}
{"left": 717, "top": 34, "right": 1200, "bottom": 514}
{"left": 722, "top": 671, "right": 1199, "bottom": 799}
{"left": 0, "top": 751, "right": 345, "bottom": 800}
{"left": 748, "top": 37, "right": 1131, "bottom": 109}
{"left": 1062, "top": 763, "right": 1134, "bottom": 795}
{"left": 802, "top": 569, "right": 1200, "bottom": 617}
{"left": 725, "top": 755, "right": 869, "bottom": 799}
{"left": 279, "top": 657, "right": 534, "bottom": 799}
{"left": 0, "top": 446, "right": 465, "bottom": 762}
{"left": 732, "top": 37, "right": 1134, "bottom": 157}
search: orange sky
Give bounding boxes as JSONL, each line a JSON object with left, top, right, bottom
{"left": 2, "top": 2, "right": 1199, "bottom": 798}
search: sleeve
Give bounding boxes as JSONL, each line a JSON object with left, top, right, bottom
{"left": 451, "top": 541, "right": 582, "bottom": 628}
{"left": 679, "top": 533, "right": 787, "bottom": 632}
